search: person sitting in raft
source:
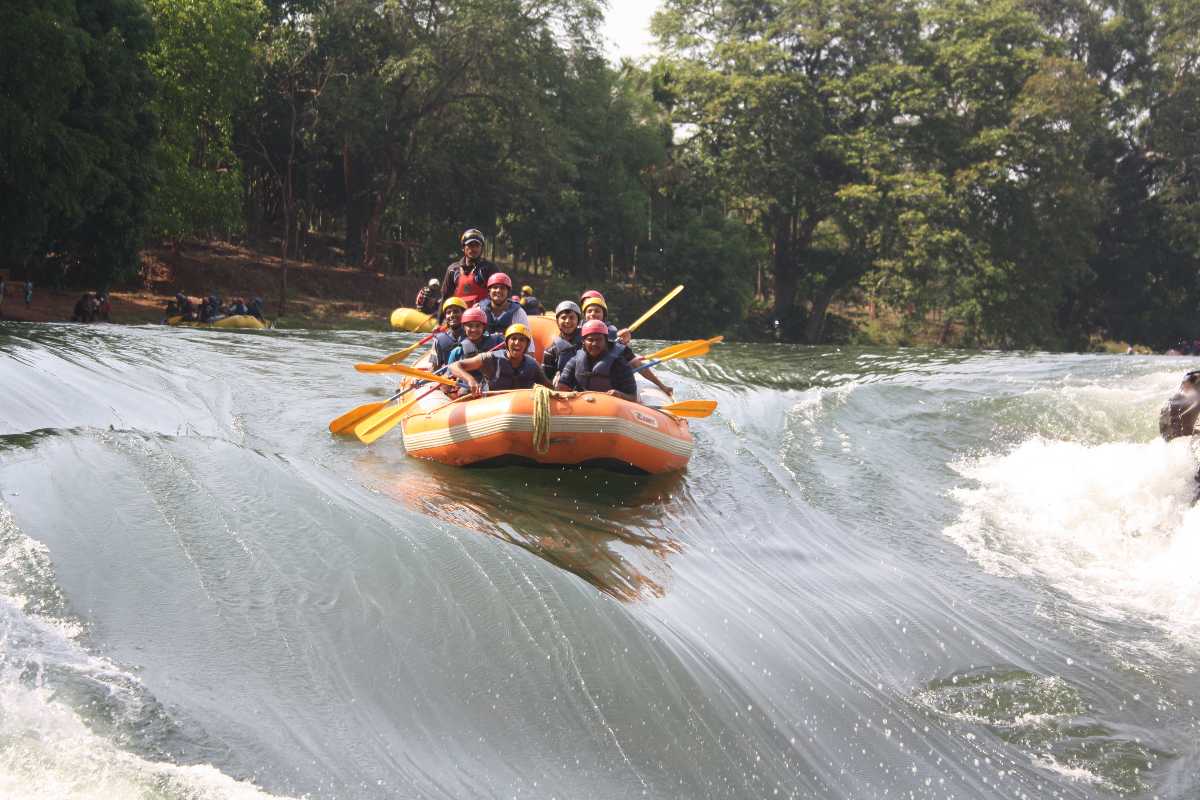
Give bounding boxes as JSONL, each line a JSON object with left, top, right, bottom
{"left": 427, "top": 297, "right": 468, "bottom": 371}
{"left": 520, "top": 284, "right": 545, "bottom": 315}
{"left": 555, "top": 320, "right": 640, "bottom": 403}
{"left": 415, "top": 278, "right": 441, "bottom": 314}
{"left": 443, "top": 306, "right": 503, "bottom": 395}
{"left": 477, "top": 272, "right": 529, "bottom": 334}
{"left": 449, "top": 323, "right": 551, "bottom": 397}
{"left": 542, "top": 301, "right": 583, "bottom": 384}
{"left": 580, "top": 296, "right": 673, "bottom": 396}
{"left": 247, "top": 297, "right": 265, "bottom": 321}
{"left": 176, "top": 292, "right": 196, "bottom": 321}
{"left": 228, "top": 297, "right": 249, "bottom": 316}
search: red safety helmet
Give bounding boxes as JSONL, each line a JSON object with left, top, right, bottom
{"left": 580, "top": 320, "right": 609, "bottom": 338}
{"left": 486, "top": 272, "right": 512, "bottom": 289}
{"left": 461, "top": 306, "right": 487, "bottom": 324}
{"left": 580, "top": 289, "right": 605, "bottom": 303}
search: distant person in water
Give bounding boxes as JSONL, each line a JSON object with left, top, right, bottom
{"left": 1160, "top": 370, "right": 1200, "bottom": 441}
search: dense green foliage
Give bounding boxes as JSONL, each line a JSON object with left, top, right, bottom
{"left": 2, "top": 0, "right": 1199, "bottom": 347}
{"left": 1, "top": 0, "right": 157, "bottom": 286}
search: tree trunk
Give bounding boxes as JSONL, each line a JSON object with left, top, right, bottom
{"left": 804, "top": 289, "right": 833, "bottom": 343}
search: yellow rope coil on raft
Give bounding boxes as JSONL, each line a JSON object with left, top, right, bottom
{"left": 532, "top": 384, "right": 553, "bottom": 454}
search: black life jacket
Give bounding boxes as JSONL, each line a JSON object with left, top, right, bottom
{"left": 458, "top": 333, "right": 501, "bottom": 359}
{"left": 570, "top": 349, "right": 620, "bottom": 393}
{"left": 432, "top": 327, "right": 464, "bottom": 367}
{"left": 479, "top": 298, "right": 520, "bottom": 334}
{"left": 485, "top": 352, "right": 541, "bottom": 390}
{"left": 521, "top": 295, "right": 544, "bottom": 315}
{"left": 544, "top": 333, "right": 582, "bottom": 380}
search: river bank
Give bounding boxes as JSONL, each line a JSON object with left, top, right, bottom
{"left": 1, "top": 240, "right": 421, "bottom": 329}
{"left": 0, "top": 238, "right": 1158, "bottom": 352}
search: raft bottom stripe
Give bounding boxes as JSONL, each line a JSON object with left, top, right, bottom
{"left": 403, "top": 413, "right": 693, "bottom": 458}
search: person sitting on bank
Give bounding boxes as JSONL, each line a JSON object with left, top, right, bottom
{"left": 428, "top": 297, "right": 468, "bottom": 371}
{"left": 415, "top": 278, "right": 441, "bottom": 314}
{"left": 449, "top": 323, "right": 551, "bottom": 397}
{"left": 555, "top": 320, "right": 640, "bottom": 402}
{"left": 71, "top": 292, "right": 97, "bottom": 323}
{"left": 520, "top": 284, "right": 545, "bottom": 315}
{"left": 542, "top": 301, "right": 582, "bottom": 384}
{"left": 439, "top": 228, "right": 497, "bottom": 308}
{"left": 477, "top": 272, "right": 529, "bottom": 334}
{"left": 580, "top": 296, "right": 673, "bottom": 396}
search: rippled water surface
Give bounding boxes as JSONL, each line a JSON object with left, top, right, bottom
{"left": 2, "top": 322, "right": 1199, "bottom": 799}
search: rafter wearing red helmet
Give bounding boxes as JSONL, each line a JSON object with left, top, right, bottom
{"left": 477, "top": 271, "right": 529, "bottom": 334}
{"left": 554, "top": 318, "right": 640, "bottom": 402}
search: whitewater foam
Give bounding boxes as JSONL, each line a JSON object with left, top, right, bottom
{"left": 0, "top": 503, "right": 295, "bottom": 800}
{"left": 946, "top": 436, "right": 1200, "bottom": 645}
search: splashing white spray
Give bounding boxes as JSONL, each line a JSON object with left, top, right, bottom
{"left": 946, "top": 437, "right": 1200, "bottom": 644}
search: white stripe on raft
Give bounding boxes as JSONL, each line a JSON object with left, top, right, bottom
{"left": 403, "top": 413, "right": 694, "bottom": 458}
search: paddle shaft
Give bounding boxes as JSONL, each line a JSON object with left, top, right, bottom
{"left": 626, "top": 284, "right": 683, "bottom": 334}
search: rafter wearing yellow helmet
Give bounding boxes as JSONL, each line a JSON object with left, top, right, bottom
{"left": 448, "top": 320, "right": 551, "bottom": 397}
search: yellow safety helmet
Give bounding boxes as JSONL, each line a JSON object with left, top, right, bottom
{"left": 521, "top": 285, "right": 534, "bottom": 295}
{"left": 442, "top": 296, "right": 468, "bottom": 312}
{"left": 581, "top": 296, "right": 607, "bottom": 314}
{"left": 504, "top": 323, "right": 532, "bottom": 342}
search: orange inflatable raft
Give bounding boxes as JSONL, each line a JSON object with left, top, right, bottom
{"left": 395, "top": 316, "right": 692, "bottom": 473}
{"left": 399, "top": 386, "right": 692, "bottom": 474}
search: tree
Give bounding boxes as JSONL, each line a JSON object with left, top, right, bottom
{"left": 144, "top": 0, "right": 264, "bottom": 241}
{"left": 0, "top": 0, "right": 158, "bottom": 286}
{"left": 653, "top": 0, "right": 924, "bottom": 341}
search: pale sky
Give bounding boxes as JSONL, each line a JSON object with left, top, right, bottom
{"left": 601, "top": 0, "right": 661, "bottom": 63}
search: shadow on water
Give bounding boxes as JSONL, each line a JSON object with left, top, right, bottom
{"left": 353, "top": 452, "right": 686, "bottom": 602}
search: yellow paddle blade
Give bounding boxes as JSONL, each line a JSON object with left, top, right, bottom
{"left": 328, "top": 400, "right": 387, "bottom": 434}
{"left": 627, "top": 285, "right": 684, "bottom": 333}
{"left": 354, "top": 389, "right": 433, "bottom": 444}
{"left": 354, "top": 362, "right": 458, "bottom": 387}
{"left": 659, "top": 399, "right": 718, "bottom": 418}
{"left": 644, "top": 335, "right": 723, "bottom": 362}
{"left": 654, "top": 336, "right": 721, "bottom": 363}
{"left": 378, "top": 329, "right": 439, "bottom": 364}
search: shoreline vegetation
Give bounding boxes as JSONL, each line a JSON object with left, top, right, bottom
{"left": 0, "top": 238, "right": 1161, "bottom": 354}
{"left": 4, "top": 0, "right": 1198, "bottom": 351}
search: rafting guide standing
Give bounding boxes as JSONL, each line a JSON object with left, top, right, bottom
{"left": 439, "top": 228, "right": 497, "bottom": 309}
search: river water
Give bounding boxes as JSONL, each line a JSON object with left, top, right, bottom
{"left": 1, "top": 322, "right": 1198, "bottom": 799}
